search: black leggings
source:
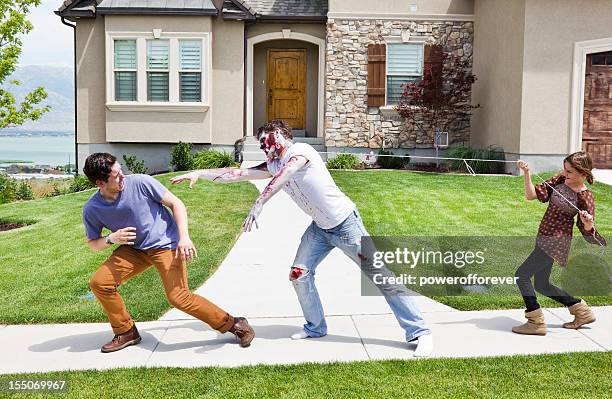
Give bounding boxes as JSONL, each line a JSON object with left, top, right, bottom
{"left": 515, "top": 246, "right": 581, "bottom": 312}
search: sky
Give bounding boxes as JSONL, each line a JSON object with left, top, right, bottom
{"left": 19, "top": 0, "right": 74, "bottom": 67}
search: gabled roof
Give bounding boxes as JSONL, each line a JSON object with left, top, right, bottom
{"left": 223, "top": 0, "right": 327, "bottom": 21}
{"left": 96, "top": 0, "right": 218, "bottom": 16}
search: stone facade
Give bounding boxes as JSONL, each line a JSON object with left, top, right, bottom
{"left": 325, "top": 19, "right": 474, "bottom": 149}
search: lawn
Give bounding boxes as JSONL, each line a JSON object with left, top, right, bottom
{"left": 3, "top": 352, "right": 610, "bottom": 398}
{"left": 0, "top": 173, "right": 259, "bottom": 324}
{"left": 332, "top": 170, "right": 612, "bottom": 310}
{"left": 0, "top": 169, "right": 609, "bottom": 323}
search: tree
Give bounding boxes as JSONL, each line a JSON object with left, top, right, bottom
{"left": 0, "top": 0, "right": 49, "bottom": 128}
{"left": 395, "top": 43, "right": 479, "bottom": 141}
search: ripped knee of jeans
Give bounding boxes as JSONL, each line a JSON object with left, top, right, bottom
{"left": 289, "top": 265, "right": 308, "bottom": 281}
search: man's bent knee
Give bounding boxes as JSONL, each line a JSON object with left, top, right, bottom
{"left": 89, "top": 272, "right": 113, "bottom": 293}
{"left": 289, "top": 266, "right": 308, "bottom": 281}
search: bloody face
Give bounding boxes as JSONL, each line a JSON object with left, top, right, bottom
{"left": 259, "top": 131, "right": 286, "bottom": 161}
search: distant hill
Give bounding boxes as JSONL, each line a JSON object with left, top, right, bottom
{"left": 0, "top": 65, "right": 74, "bottom": 135}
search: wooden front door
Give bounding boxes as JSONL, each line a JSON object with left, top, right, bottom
{"left": 267, "top": 49, "right": 306, "bottom": 129}
{"left": 583, "top": 52, "right": 612, "bottom": 168}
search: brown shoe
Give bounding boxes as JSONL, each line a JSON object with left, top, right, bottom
{"left": 229, "top": 317, "right": 254, "bottom": 348}
{"left": 101, "top": 324, "right": 142, "bottom": 353}
{"left": 512, "top": 308, "right": 547, "bottom": 336}
{"left": 563, "top": 300, "right": 596, "bottom": 329}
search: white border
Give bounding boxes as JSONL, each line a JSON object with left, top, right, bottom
{"left": 569, "top": 37, "right": 612, "bottom": 153}
{"left": 328, "top": 12, "right": 475, "bottom": 21}
{"left": 246, "top": 31, "right": 325, "bottom": 137}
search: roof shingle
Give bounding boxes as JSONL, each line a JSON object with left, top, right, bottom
{"left": 238, "top": 0, "right": 327, "bottom": 18}
{"left": 96, "top": 0, "right": 218, "bottom": 15}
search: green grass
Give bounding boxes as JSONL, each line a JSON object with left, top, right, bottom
{"left": 3, "top": 352, "right": 610, "bottom": 398}
{"left": 332, "top": 170, "right": 612, "bottom": 310}
{"left": 0, "top": 173, "right": 259, "bottom": 324}
{"left": 1, "top": 169, "right": 610, "bottom": 322}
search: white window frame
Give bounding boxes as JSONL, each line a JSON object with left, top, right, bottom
{"left": 146, "top": 39, "right": 170, "bottom": 102}
{"left": 384, "top": 36, "right": 427, "bottom": 106}
{"left": 106, "top": 31, "right": 211, "bottom": 112}
{"left": 112, "top": 39, "right": 138, "bottom": 101}
{"left": 178, "top": 39, "right": 203, "bottom": 103}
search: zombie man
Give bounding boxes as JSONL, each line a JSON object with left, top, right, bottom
{"left": 171, "top": 120, "right": 433, "bottom": 357}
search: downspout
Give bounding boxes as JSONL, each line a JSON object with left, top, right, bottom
{"left": 61, "top": 17, "right": 78, "bottom": 175}
{"left": 243, "top": 23, "right": 247, "bottom": 137}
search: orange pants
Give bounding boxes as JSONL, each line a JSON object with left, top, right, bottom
{"left": 90, "top": 245, "right": 234, "bottom": 334}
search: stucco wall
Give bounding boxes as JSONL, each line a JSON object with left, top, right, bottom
{"left": 211, "top": 18, "right": 245, "bottom": 145}
{"left": 520, "top": 0, "right": 612, "bottom": 155}
{"left": 470, "top": 0, "right": 525, "bottom": 154}
{"left": 104, "top": 15, "right": 213, "bottom": 143}
{"left": 104, "top": 15, "right": 212, "bottom": 34}
{"left": 246, "top": 23, "right": 326, "bottom": 41}
{"left": 329, "top": 0, "right": 474, "bottom": 15}
{"left": 76, "top": 18, "right": 106, "bottom": 145}
{"left": 253, "top": 40, "right": 319, "bottom": 136}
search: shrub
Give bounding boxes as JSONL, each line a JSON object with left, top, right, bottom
{"left": 47, "top": 182, "right": 70, "bottom": 197}
{"left": 68, "top": 175, "right": 96, "bottom": 193}
{"left": 192, "top": 150, "right": 237, "bottom": 169}
{"left": 16, "top": 180, "right": 34, "bottom": 201}
{"left": 170, "top": 142, "right": 195, "bottom": 171}
{"left": 445, "top": 146, "right": 505, "bottom": 174}
{"left": 327, "top": 153, "right": 360, "bottom": 170}
{"left": 46, "top": 182, "right": 68, "bottom": 197}
{"left": 0, "top": 173, "right": 17, "bottom": 204}
{"left": 377, "top": 149, "right": 409, "bottom": 169}
{"left": 123, "top": 154, "right": 149, "bottom": 174}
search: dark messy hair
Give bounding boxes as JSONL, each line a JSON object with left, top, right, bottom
{"left": 256, "top": 119, "right": 293, "bottom": 140}
{"left": 83, "top": 153, "right": 117, "bottom": 184}
{"left": 564, "top": 151, "right": 594, "bottom": 185}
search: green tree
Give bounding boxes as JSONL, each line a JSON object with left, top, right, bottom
{"left": 0, "top": 0, "right": 49, "bottom": 128}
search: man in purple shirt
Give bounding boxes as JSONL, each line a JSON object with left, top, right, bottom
{"left": 82, "top": 153, "right": 254, "bottom": 352}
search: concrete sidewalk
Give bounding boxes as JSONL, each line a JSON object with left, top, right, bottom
{"left": 0, "top": 169, "right": 609, "bottom": 374}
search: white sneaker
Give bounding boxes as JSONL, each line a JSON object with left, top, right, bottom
{"left": 413, "top": 334, "right": 434, "bottom": 358}
{"left": 290, "top": 330, "right": 310, "bottom": 340}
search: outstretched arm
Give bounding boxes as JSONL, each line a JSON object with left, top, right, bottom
{"left": 517, "top": 160, "right": 537, "bottom": 200}
{"left": 170, "top": 162, "right": 272, "bottom": 188}
{"left": 243, "top": 156, "right": 309, "bottom": 231}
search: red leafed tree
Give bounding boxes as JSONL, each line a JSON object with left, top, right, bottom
{"left": 395, "top": 43, "right": 479, "bottom": 140}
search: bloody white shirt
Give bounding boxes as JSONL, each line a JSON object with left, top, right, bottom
{"left": 267, "top": 143, "right": 356, "bottom": 229}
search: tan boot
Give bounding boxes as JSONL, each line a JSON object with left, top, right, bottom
{"left": 512, "top": 308, "right": 547, "bottom": 335}
{"left": 563, "top": 300, "right": 595, "bottom": 329}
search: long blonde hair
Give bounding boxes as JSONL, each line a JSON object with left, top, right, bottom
{"left": 564, "top": 151, "right": 594, "bottom": 185}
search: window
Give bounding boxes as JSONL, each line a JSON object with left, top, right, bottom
{"left": 147, "top": 40, "right": 169, "bottom": 101}
{"left": 179, "top": 40, "right": 202, "bottom": 102}
{"left": 114, "top": 40, "right": 137, "bottom": 101}
{"left": 386, "top": 43, "right": 424, "bottom": 105}
{"left": 592, "top": 52, "right": 612, "bottom": 66}
{"left": 109, "top": 34, "right": 208, "bottom": 109}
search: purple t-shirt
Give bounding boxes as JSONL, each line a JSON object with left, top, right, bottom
{"left": 82, "top": 174, "right": 179, "bottom": 250}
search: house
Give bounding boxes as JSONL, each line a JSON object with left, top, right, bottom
{"left": 56, "top": 0, "right": 612, "bottom": 173}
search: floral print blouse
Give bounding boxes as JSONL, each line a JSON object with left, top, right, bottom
{"left": 534, "top": 174, "right": 606, "bottom": 266}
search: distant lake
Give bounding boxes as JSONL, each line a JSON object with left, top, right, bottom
{"left": 0, "top": 135, "right": 75, "bottom": 166}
